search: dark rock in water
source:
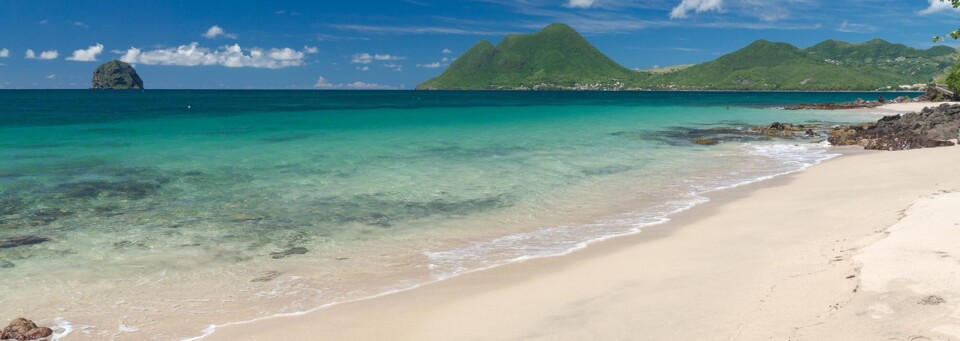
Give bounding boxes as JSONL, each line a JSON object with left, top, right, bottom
{"left": 0, "top": 260, "right": 14, "bottom": 268}
{"left": 270, "top": 247, "right": 308, "bottom": 259}
{"left": 23, "top": 208, "right": 73, "bottom": 226}
{"left": 1, "top": 317, "right": 53, "bottom": 341}
{"left": 785, "top": 100, "right": 883, "bottom": 110}
{"left": 751, "top": 122, "right": 820, "bottom": 138}
{"left": 0, "top": 236, "right": 50, "bottom": 249}
{"left": 692, "top": 137, "right": 720, "bottom": 145}
{"left": 91, "top": 60, "right": 143, "bottom": 90}
{"left": 0, "top": 198, "right": 24, "bottom": 216}
{"left": 828, "top": 104, "right": 960, "bottom": 151}
{"left": 55, "top": 180, "right": 162, "bottom": 200}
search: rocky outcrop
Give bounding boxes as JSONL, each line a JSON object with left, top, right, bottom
{"left": 91, "top": 60, "right": 143, "bottom": 89}
{"left": 784, "top": 95, "right": 925, "bottom": 110}
{"left": 785, "top": 97, "right": 885, "bottom": 110}
{"left": 692, "top": 137, "right": 720, "bottom": 145}
{"left": 751, "top": 122, "right": 821, "bottom": 138}
{"left": 828, "top": 103, "right": 960, "bottom": 151}
{"left": 915, "top": 86, "right": 955, "bottom": 102}
{"left": 1, "top": 318, "right": 53, "bottom": 341}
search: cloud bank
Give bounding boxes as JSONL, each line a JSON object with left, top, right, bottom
{"left": 314, "top": 76, "right": 395, "bottom": 89}
{"left": 119, "top": 43, "right": 306, "bottom": 69}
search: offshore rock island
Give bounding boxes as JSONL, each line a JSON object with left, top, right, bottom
{"left": 91, "top": 60, "right": 144, "bottom": 90}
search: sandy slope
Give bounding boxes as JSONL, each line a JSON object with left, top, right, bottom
{"left": 204, "top": 146, "right": 960, "bottom": 341}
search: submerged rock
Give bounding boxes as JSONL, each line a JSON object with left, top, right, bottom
{"left": 0, "top": 236, "right": 49, "bottom": 249}
{"left": 270, "top": 247, "right": 308, "bottom": 259}
{"left": 1, "top": 318, "right": 53, "bottom": 341}
{"left": 91, "top": 60, "right": 143, "bottom": 90}
{"left": 692, "top": 137, "right": 720, "bottom": 145}
{"left": 0, "top": 260, "right": 14, "bottom": 268}
{"left": 55, "top": 180, "right": 162, "bottom": 200}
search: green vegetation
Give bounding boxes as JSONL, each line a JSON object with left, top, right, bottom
{"left": 641, "top": 39, "right": 957, "bottom": 90}
{"left": 946, "top": 63, "right": 960, "bottom": 94}
{"left": 417, "top": 24, "right": 637, "bottom": 90}
{"left": 639, "top": 64, "right": 694, "bottom": 74}
{"left": 417, "top": 23, "right": 959, "bottom": 91}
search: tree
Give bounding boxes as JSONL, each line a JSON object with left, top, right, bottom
{"left": 946, "top": 62, "right": 960, "bottom": 94}
{"left": 933, "top": 0, "right": 960, "bottom": 41}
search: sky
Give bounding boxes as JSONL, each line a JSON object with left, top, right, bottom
{"left": 1, "top": 0, "right": 959, "bottom": 89}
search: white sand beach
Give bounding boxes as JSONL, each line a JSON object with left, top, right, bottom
{"left": 203, "top": 142, "right": 960, "bottom": 340}
{"left": 876, "top": 101, "right": 960, "bottom": 113}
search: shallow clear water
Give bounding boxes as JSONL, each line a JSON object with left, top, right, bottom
{"left": 0, "top": 90, "right": 903, "bottom": 339}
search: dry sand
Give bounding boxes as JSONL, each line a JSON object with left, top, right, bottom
{"left": 203, "top": 146, "right": 960, "bottom": 341}
{"left": 875, "top": 101, "right": 960, "bottom": 114}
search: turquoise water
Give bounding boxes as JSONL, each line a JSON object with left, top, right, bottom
{"left": 0, "top": 90, "right": 904, "bottom": 339}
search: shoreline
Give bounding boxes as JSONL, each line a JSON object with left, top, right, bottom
{"left": 203, "top": 144, "right": 960, "bottom": 340}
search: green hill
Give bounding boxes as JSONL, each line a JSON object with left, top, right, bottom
{"left": 640, "top": 40, "right": 933, "bottom": 90}
{"left": 417, "top": 23, "right": 959, "bottom": 91}
{"left": 417, "top": 23, "right": 641, "bottom": 90}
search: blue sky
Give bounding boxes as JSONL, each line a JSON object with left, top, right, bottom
{"left": 1, "top": 0, "right": 959, "bottom": 89}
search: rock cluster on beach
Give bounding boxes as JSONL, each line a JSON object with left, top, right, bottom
{"left": 785, "top": 87, "right": 956, "bottom": 110}
{"left": 1, "top": 318, "right": 53, "bottom": 341}
{"left": 91, "top": 60, "right": 143, "bottom": 89}
{"left": 828, "top": 103, "right": 960, "bottom": 150}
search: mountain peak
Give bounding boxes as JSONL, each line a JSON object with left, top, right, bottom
{"left": 417, "top": 23, "right": 635, "bottom": 90}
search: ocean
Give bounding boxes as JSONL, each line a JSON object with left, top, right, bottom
{"left": 0, "top": 90, "right": 907, "bottom": 339}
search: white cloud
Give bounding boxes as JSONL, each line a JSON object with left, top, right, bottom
{"left": 837, "top": 20, "right": 874, "bottom": 33}
{"left": 314, "top": 76, "right": 335, "bottom": 89}
{"left": 356, "top": 66, "right": 370, "bottom": 71}
{"left": 303, "top": 46, "right": 319, "bottom": 54}
{"left": 66, "top": 43, "right": 104, "bottom": 62}
{"left": 351, "top": 53, "right": 405, "bottom": 64}
{"left": 417, "top": 62, "right": 442, "bottom": 68}
{"left": 203, "top": 25, "right": 237, "bottom": 39}
{"left": 39, "top": 19, "right": 48, "bottom": 24}
{"left": 118, "top": 43, "right": 306, "bottom": 69}
{"left": 670, "top": 0, "right": 724, "bottom": 19}
{"left": 40, "top": 50, "right": 58, "bottom": 59}
{"left": 919, "top": 0, "right": 960, "bottom": 14}
{"left": 314, "top": 75, "right": 396, "bottom": 89}
{"left": 73, "top": 21, "right": 89, "bottom": 28}
{"left": 383, "top": 63, "right": 403, "bottom": 72}
{"left": 566, "top": 0, "right": 596, "bottom": 8}
{"left": 25, "top": 49, "right": 58, "bottom": 60}
{"left": 346, "top": 81, "right": 394, "bottom": 89}
{"left": 375, "top": 54, "right": 403, "bottom": 61}
{"left": 442, "top": 48, "right": 453, "bottom": 54}
{"left": 46, "top": 74, "right": 56, "bottom": 79}
{"left": 0, "top": 48, "right": 9, "bottom": 58}
{"left": 351, "top": 53, "right": 373, "bottom": 64}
